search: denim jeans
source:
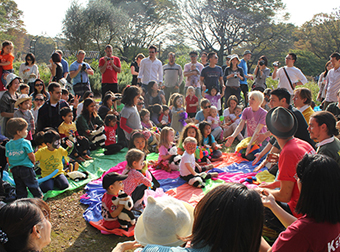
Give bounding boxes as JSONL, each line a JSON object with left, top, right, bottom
{"left": 11, "top": 166, "right": 43, "bottom": 199}
{"left": 40, "top": 174, "right": 69, "bottom": 193}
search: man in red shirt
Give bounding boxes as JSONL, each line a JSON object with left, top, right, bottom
{"left": 259, "top": 107, "right": 315, "bottom": 234}
{"left": 99, "top": 45, "right": 121, "bottom": 98}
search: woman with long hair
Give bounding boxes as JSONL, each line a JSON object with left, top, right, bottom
{"left": 19, "top": 52, "right": 40, "bottom": 85}
{"left": 30, "top": 79, "right": 50, "bottom": 101}
{"left": 317, "top": 60, "right": 332, "bottom": 107}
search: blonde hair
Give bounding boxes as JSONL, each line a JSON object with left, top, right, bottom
{"left": 126, "top": 148, "right": 145, "bottom": 168}
{"left": 186, "top": 86, "right": 195, "bottom": 96}
{"left": 183, "top": 136, "right": 197, "bottom": 145}
{"left": 210, "top": 106, "right": 218, "bottom": 112}
{"left": 248, "top": 90, "right": 264, "bottom": 105}
{"left": 159, "top": 126, "right": 175, "bottom": 148}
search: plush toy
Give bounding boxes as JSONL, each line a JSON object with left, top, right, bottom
{"left": 90, "top": 126, "right": 106, "bottom": 148}
{"left": 111, "top": 190, "right": 136, "bottom": 231}
{"left": 235, "top": 137, "right": 260, "bottom": 161}
{"left": 168, "top": 146, "right": 181, "bottom": 166}
{"left": 188, "top": 172, "right": 207, "bottom": 188}
{"left": 178, "top": 112, "right": 188, "bottom": 127}
{"left": 195, "top": 146, "right": 212, "bottom": 163}
{"left": 66, "top": 171, "right": 88, "bottom": 182}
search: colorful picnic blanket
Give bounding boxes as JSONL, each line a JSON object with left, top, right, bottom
{"left": 80, "top": 152, "right": 275, "bottom": 237}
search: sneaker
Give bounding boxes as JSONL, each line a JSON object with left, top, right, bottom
{"left": 75, "top": 156, "right": 86, "bottom": 162}
{"left": 82, "top": 155, "right": 93, "bottom": 160}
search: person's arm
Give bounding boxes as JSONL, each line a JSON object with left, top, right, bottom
{"left": 0, "top": 61, "right": 10, "bottom": 66}
{"left": 69, "top": 64, "right": 82, "bottom": 79}
{"left": 272, "top": 66, "right": 279, "bottom": 80}
{"left": 111, "top": 241, "right": 141, "bottom": 252}
{"left": 245, "top": 123, "right": 265, "bottom": 156}
{"left": 130, "top": 65, "right": 138, "bottom": 76}
{"left": 0, "top": 112, "right": 13, "bottom": 118}
{"left": 261, "top": 189, "right": 297, "bottom": 228}
{"left": 99, "top": 58, "right": 108, "bottom": 74}
{"left": 51, "top": 63, "right": 56, "bottom": 77}
{"left": 185, "top": 162, "right": 197, "bottom": 176}
{"left": 120, "top": 117, "right": 133, "bottom": 134}
{"left": 200, "top": 76, "right": 205, "bottom": 90}
{"left": 110, "top": 204, "right": 125, "bottom": 218}
{"left": 27, "top": 152, "right": 35, "bottom": 164}
{"left": 221, "top": 85, "right": 225, "bottom": 97}
{"left": 86, "top": 65, "right": 94, "bottom": 76}
{"left": 178, "top": 66, "right": 183, "bottom": 86}
{"left": 219, "top": 75, "right": 224, "bottom": 88}
{"left": 111, "top": 58, "right": 121, "bottom": 73}
{"left": 225, "top": 119, "right": 246, "bottom": 147}
{"left": 265, "top": 180, "right": 295, "bottom": 203}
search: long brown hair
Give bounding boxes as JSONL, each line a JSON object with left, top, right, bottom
{"left": 178, "top": 123, "right": 202, "bottom": 148}
{"left": 159, "top": 126, "right": 175, "bottom": 148}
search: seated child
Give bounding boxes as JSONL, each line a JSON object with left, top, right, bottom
{"left": 223, "top": 105, "right": 243, "bottom": 140}
{"left": 153, "top": 127, "right": 179, "bottom": 172}
{"left": 179, "top": 137, "right": 217, "bottom": 188}
{"left": 149, "top": 104, "right": 163, "bottom": 128}
{"left": 35, "top": 130, "right": 72, "bottom": 193}
{"left": 101, "top": 172, "right": 132, "bottom": 230}
{"left": 140, "top": 108, "right": 160, "bottom": 149}
{"left": 13, "top": 94, "right": 35, "bottom": 140}
{"left": 122, "top": 148, "right": 152, "bottom": 207}
{"left": 58, "top": 107, "right": 92, "bottom": 162}
{"left": 158, "top": 105, "right": 171, "bottom": 127}
{"left": 207, "top": 106, "right": 223, "bottom": 140}
{"left": 199, "top": 121, "right": 223, "bottom": 160}
{"left": 5, "top": 118, "right": 43, "bottom": 199}
{"left": 103, "top": 114, "right": 124, "bottom": 155}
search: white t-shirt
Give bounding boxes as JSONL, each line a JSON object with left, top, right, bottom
{"left": 179, "top": 151, "right": 195, "bottom": 177}
{"left": 273, "top": 66, "right": 307, "bottom": 95}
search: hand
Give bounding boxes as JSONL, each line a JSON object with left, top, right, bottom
{"left": 78, "top": 64, "right": 82, "bottom": 71}
{"left": 73, "top": 95, "right": 80, "bottom": 108}
{"left": 174, "top": 85, "right": 179, "bottom": 89}
{"left": 111, "top": 241, "right": 141, "bottom": 252}
{"left": 252, "top": 153, "right": 262, "bottom": 166}
{"left": 65, "top": 140, "right": 73, "bottom": 148}
{"left": 222, "top": 85, "right": 226, "bottom": 91}
{"left": 86, "top": 130, "right": 91, "bottom": 134}
{"left": 225, "top": 136, "right": 235, "bottom": 147}
{"left": 266, "top": 153, "right": 279, "bottom": 163}
{"left": 336, "top": 121, "right": 340, "bottom": 129}
{"left": 77, "top": 135, "right": 84, "bottom": 140}
{"left": 245, "top": 144, "right": 252, "bottom": 156}
{"left": 93, "top": 124, "right": 98, "bottom": 130}
{"left": 258, "top": 181, "right": 277, "bottom": 189}
{"left": 253, "top": 133, "right": 267, "bottom": 145}
{"left": 215, "top": 144, "right": 222, "bottom": 149}
{"left": 260, "top": 190, "right": 276, "bottom": 210}
{"left": 202, "top": 85, "right": 206, "bottom": 92}
{"left": 248, "top": 75, "right": 254, "bottom": 80}
{"left": 253, "top": 159, "right": 267, "bottom": 172}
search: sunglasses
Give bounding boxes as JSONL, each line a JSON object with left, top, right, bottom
{"left": 35, "top": 99, "right": 44, "bottom": 102}
{"left": 89, "top": 95, "right": 94, "bottom": 98}
{"left": 204, "top": 105, "right": 211, "bottom": 109}
{"left": 35, "top": 83, "right": 43, "bottom": 87}
{"left": 138, "top": 102, "right": 144, "bottom": 105}
{"left": 27, "top": 59, "right": 33, "bottom": 61}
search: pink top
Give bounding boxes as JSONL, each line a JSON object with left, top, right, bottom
{"left": 207, "top": 115, "right": 220, "bottom": 129}
{"left": 241, "top": 107, "right": 267, "bottom": 137}
{"left": 158, "top": 145, "right": 170, "bottom": 162}
{"left": 122, "top": 168, "right": 152, "bottom": 195}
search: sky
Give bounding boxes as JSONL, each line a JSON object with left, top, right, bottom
{"left": 15, "top": 0, "right": 340, "bottom": 38}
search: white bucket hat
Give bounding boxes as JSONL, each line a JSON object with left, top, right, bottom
{"left": 134, "top": 196, "right": 194, "bottom": 247}
{"left": 6, "top": 73, "right": 22, "bottom": 88}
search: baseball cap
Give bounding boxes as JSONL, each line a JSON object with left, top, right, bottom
{"left": 102, "top": 172, "right": 128, "bottom": 189}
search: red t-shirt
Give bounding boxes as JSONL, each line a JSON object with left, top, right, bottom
{"left": 186, "top": 95, "right": 198, "bottom": 113}
{"left": 272, "top": 216, "right": 340, "bottom": 252}
{"left": 101, "top": 192, "right": 118, "bottom": 222}
{"left": 104, "top": 124, "right": 117, "bottom": 146}
{"left": 99, "top": 56, "right": 121, "bottom": 83}
{"left": 0, "top": 53, "right": 14, "bottom": 70}
{"left": 278, "top": 138, "right": 315, "bottom": 217}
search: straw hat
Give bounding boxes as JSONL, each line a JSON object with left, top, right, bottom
{"left": 14, "top": 94, "right": 32, "bottom": 108}
{"left": 266, "top": 107, "right": 298, "bottom": 138}
{"left": 135, "top": 196, "right": 194, "bottom": 247}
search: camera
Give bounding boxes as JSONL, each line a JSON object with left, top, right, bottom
{"left": 106, "top": 57, "right": 112, "bottom": 61}
{"left": 259, "top": 60, "right": 265, "bottom": 66}
{"left": 81, "top": 63, "right": 87, "bottom": 71}
{"left": 112, "top": 95, "right": 122, "bottom": 101}
{"left": 234, "top": 73, "right": 238, "bottom": 78}
{"left": 273, "top": 61, "right": 280, "bottom": 67}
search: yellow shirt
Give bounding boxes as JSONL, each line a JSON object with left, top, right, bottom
{"left": 35, "top": 146, "right": 68, "bottom": 178}
{"left": 302, "top": 106, "right": 314, "bottom": 125}
{"left": 58, "top": 121, "right": 77, "bottom": 138}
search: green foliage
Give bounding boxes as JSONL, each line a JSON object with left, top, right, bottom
{"left": 292, "top": 49, "right": 327, "bottom": 77}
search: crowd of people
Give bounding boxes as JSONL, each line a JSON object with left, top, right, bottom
{"left": 1, "top": 39, "right": 340, "bottom": 251}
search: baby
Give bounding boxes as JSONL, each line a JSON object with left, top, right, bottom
{"left": 207, "top": 106, "right": 221, "bottom": 130}
{"left": 188, "top": 63, "right": 199, "bottom": 87}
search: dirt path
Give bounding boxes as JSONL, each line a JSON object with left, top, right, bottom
{"left": 44, "top": 189, "right": 131, "bottom": 252}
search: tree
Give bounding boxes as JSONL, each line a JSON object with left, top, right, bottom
{"left": 181, "top": 0, "right": 286, "bottom": 65}
{"left": 295, "top": 11, "right": 340, "bottom": 60}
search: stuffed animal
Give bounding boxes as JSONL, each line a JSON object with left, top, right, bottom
{"left": 111, "top": 190, "right": 136, "bottom": 231}
{"left": 66, "top": 171, "right": 88, "bottom": 182}
{"left": 235, "top": 137, "right": 260, "bottom": 161}
{"left": 168, "top": 146, "right": 181, "bottom": 166}
{"left": 195, "top": 146, "right": 212, "bottom": 163}
{"left": 90, "top": 126, "right": 106, "bottom": 148}
{"left": 188, "top": 172, "right": 207, "bottom": 188}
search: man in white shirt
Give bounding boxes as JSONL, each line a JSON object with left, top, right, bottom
{"left": 163, "top": 52, "right": 183, "bottom": 102}
{"left": 272, "top": 53, "right": 307, "bottom": 95}
{"left": 137, "top": 45, "right": 163, "bottom": 91}
{"left": 324, "top": 52, "right": 340, "bottom": 109}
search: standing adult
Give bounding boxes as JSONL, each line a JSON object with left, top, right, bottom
{"left": 162, "top": 52, "right": 183, "bottom": 102}
{"left": 224, "top": 54, "right": 244, "bottom": 107}
{"left": 308, "top": 111, "right": 340, "bottom": 165}
{"left": 200, "top": 51, "right": 209, "bottom": 67}
{"left": 99, "top": 44, "right": 121, "bottom": 97}
{"left": 317, "top": 60, "right": 332, "bottom": 105}
{"left": 37, "top": 82, "right": 70, "bottom": 132}
{"left": 0, "top": 73, "right": 20, "bottom": 136}
{"left": 200, "top": 52, "right": 224, "bottom": 93}
{"left": 324, "top": 52, "right": 340, "bottom": 109}
{"left": 69, "top": 50, "right": 94, "bottom": 98}
{"left": 183, "top": 51, "right": 204, "bottom": 108}
{"left": 251, "top": 55, "right": 270, "bottom": 92}
{"left": 19, "top": 52, "right": 40, "bottom": 86}
{"left": 50, "top": 52, "right": 63, "bottom": 83}
{"left": 138, "top": 45, "right": 163, "bottom": 92}
{"left": 130, "top": 53, "right": 145, "bottom": 86}
{"left": 56, "top": 49, "right": 69, "bottom": 79}
{"left": 238, "top": 50, "right": 254, "bottom": 106}
{"left": 272, "top": 52, "right": 307, "bottom": 96}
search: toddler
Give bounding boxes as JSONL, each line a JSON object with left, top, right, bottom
{"left": 35, "top": 130, "right": 72, "bottom": 193}
{"left": 140, "top": 108, "right": 160, "bottom": 148}
{"left": 122, "top": 148, "right": 152, "bottom": 206}
{"left": 185, "top": 86, "right": 198, "bottom": 118}
{"left": 188, "top": 63, "right": 199, "bottom": 87}
{"left": 153, "top": 127, "right": 179, "bottom": 172}
{"left": 223, "top": 105, "right": 244, "bottom": 140}
{"left": 19, "top": 84, "right": 29, "bottom": 95}
{"left": 103, "top": 114, "right": 124, "bottom": 155}
{"left": 13, "top": 94, "right": 35, "bottom": 140}
{"left": 199, "top": 121, "right": 223, "bottom": 160}
{"left": 59, "top": 107, "right": 91, "bottom": 162}
{"left": 5, "top": 118, "right": 43, "bottom": 199}
{"left": 207, "top": 106, "right": 222, "bottom": 132}
{"left": 101, "top": 172, "right": 131, "bottom": 230}
{"left": 0, "top": 40, "right": 14, "bottom": 87}
{"left": 171, "top": 94, "right": 186, "bottom": 134}
{"left": 202, "top": 86, "right": 225, "bottom": 113}
{"left": 179, "top": 137, "right": 217, "bottom": 188}
{"left": 177, "top": 123, "right": 202, "bottom": 156}
{"left": 158, "top": 105, "right": 171, "bottom": 127}
{"left": 149, "top": 104, "right": 163, "bottom": 127}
